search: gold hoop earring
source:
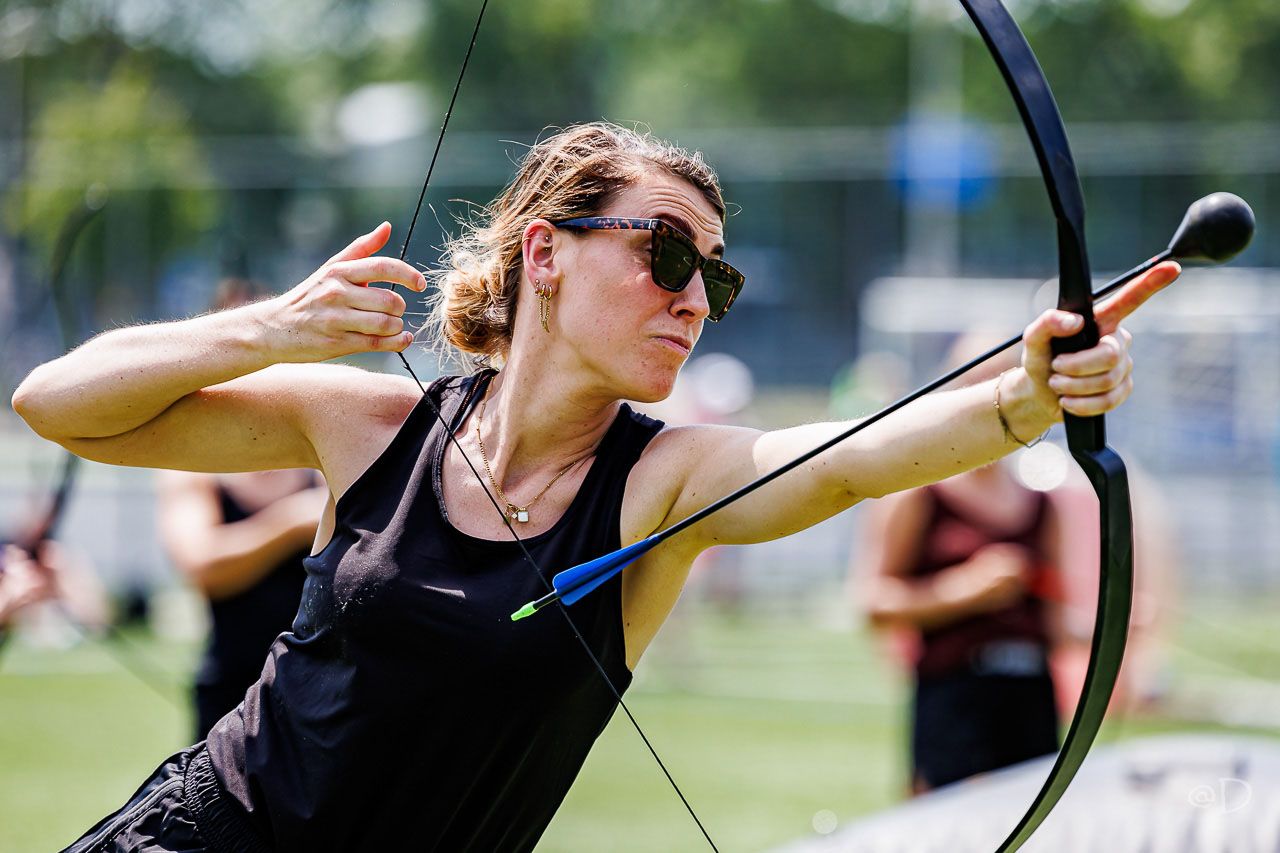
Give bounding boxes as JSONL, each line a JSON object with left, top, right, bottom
{"left": 535, "top": 279, "right": 551, "bottom": 333}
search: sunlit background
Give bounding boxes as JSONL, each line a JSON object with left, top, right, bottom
{"left": 2, "top": 1, "right": 1277, "bottom": 850}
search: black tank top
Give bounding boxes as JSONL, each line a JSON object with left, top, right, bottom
{"left": 197, "top": 483, "right": 310, "bottom": 695}
{"left": 205, "top": 371, "right": 660, "bottom": 851}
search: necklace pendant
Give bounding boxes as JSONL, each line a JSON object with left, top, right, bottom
{"left": 509, "top": 506, "right": 530, "bottom": 523}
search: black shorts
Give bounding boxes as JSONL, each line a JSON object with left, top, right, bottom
{"left": 60, "top": 745, "right": 270, "bottom": 853}
{"left": 911, "top": 667, "right": 1059, "bottom": 790}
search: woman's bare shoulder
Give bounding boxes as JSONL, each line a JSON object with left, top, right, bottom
{"left": 621, "top": 421, "right": 758, "bottom": 541}
{"left": 274, "top": 363, "right": 424, "bottom": 491}
{"left": 635, "top": 421, "right": 755, "bottom": 471}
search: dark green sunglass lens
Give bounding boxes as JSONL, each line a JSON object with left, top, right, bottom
{"left": 652, "top": 236, "right": 698, "bottom": 291}
{"left": 703, "top": 263, "right": 743, "bottom": 317}
{"left": 703, "top": 278, "right": 735, "bottom": 319}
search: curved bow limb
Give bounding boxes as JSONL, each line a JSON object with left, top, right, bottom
{"left": 958, "top": 0, "right": 1133, "bottom": 848}
{"left": 10, "top": 191, "right": 106, "bottom": 552}
{"left": 996, "top": 445, "right": 1131, "bottom": 850}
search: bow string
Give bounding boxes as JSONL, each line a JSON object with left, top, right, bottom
{"left": 388, "top": 1, "right": 721, "bottom": 849}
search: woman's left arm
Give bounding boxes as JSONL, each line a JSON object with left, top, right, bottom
{"left": 654, "top": 262, "right": 1178, "bottom": 550}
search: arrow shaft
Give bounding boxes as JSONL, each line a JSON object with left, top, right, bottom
{"left": 538, "top": 252, "right": 1168, "bottom": 612}
{"left": 640, "top": 255, "right": 1166, "bottom": 554}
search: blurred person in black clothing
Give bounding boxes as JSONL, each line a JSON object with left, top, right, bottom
{"left": 158, "top": 466, "right": 324, "bottom": 740}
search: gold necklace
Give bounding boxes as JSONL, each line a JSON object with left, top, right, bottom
{"left": 474, "top": 399, "right": 587, "bottom": 523}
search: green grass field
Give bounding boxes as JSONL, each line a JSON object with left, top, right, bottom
{"left": 2, "top": 599, "right": 1278, "bottom": 852}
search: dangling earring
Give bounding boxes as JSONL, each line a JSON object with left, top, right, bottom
{"left": 535, "top": 279, "right": 551, "bottom": 333}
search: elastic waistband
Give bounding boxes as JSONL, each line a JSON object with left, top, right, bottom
{"left": 184, "top": 746, "right": 274, "bottom": 853}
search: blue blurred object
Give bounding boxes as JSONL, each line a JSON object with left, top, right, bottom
{"left": 892, "top": 112, "right": 996, "bottom": 209}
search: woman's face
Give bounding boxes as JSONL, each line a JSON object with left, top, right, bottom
{"left": 552, "top": 170, "right": 725, "bottom": 403}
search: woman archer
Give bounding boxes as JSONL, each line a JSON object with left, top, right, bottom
{"left": 12, "top": 122, "right": 1178, "bottom": 852}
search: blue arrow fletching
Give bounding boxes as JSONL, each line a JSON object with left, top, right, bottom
{"left": 555, "top": 536, "right": 658, "bottom": 606}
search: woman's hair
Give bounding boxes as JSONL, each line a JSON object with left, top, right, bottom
{"left": 428, "top": 122, "right": 726, "bottom": 365}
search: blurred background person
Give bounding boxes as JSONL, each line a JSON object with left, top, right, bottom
{"left": 157, "top": 467, "right": 325, "bottom": 740}
{"left": 0, "top": 540, "right": 109, "bottom": 644}
{"left": 0, "top": 544, "right": 58, "bottom": 629}
{"left": 156, "top": 278, "right": 327, "bottom": 740}
{"left": 1046, "top": 461, "right": 1179, "bottom": 718}
{"left": 854, "top": 334, "right": 1065, "bottom": 794}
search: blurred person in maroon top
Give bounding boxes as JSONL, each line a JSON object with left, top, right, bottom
{"left": 857, "top": 337, "right": 1066, "bottom": 793}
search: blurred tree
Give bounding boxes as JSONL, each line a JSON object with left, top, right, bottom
{"left": 8, "top": 60, "right": 215, "bottom": 258}
{"left": 961, "top": 0, "right": 1280, "bottom": 122}
{"left": 2, "top": 0, "right": 1277, "bottom": 326}
{"left": 412, "top": 0, "right": 908, "bottom": 131}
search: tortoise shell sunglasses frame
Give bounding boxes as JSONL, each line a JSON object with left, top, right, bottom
{"left": 552, "top": 217, "right": 745, "bottom": 321}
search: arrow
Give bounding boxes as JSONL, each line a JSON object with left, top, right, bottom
{"left": 511, "top": 191, "right": 1254, "bottom": 623}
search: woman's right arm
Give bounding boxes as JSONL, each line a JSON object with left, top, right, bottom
{"left": 11, "top": 223, "right": 426, "bottom": 475}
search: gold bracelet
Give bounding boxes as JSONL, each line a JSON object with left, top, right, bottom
{"left": 994, "top": 369, "right": 1049, "bottom": 449}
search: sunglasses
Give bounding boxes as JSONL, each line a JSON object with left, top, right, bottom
{"left": 552, "top": 217, "right": 744, "bottom": 321}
